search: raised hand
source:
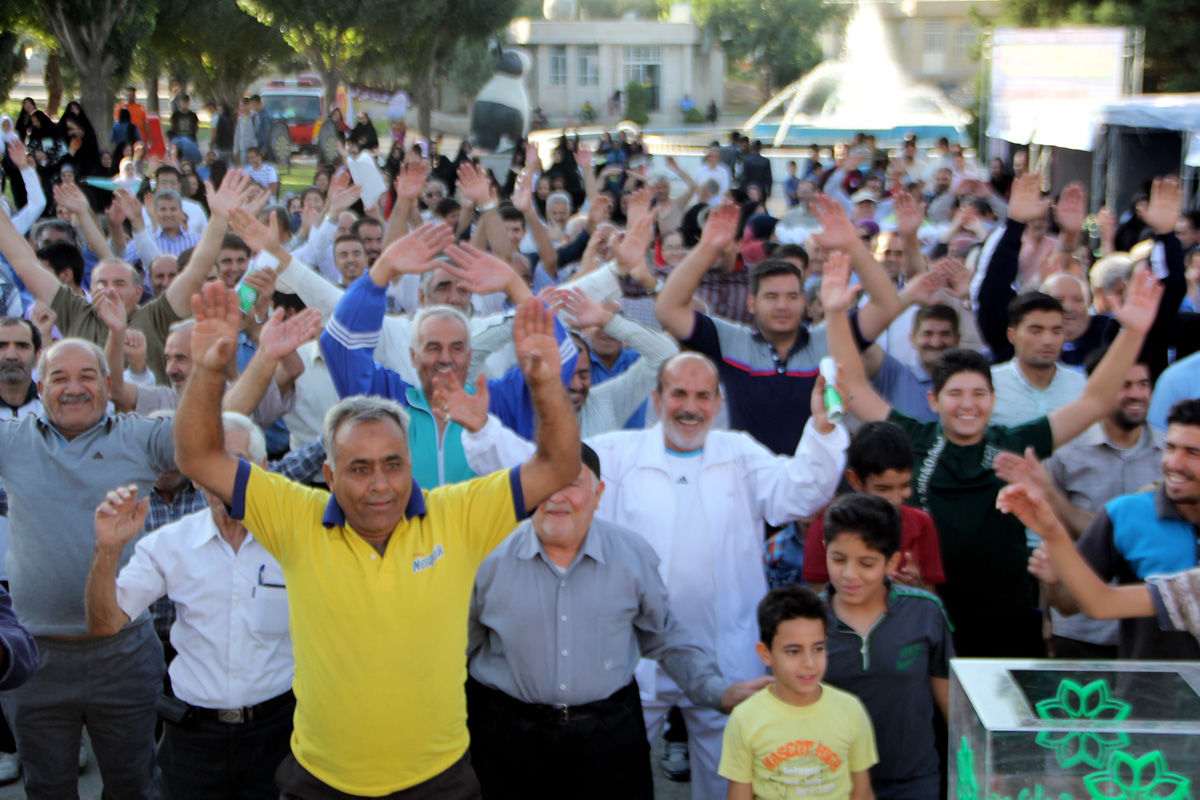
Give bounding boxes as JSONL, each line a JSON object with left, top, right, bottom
{"left": 524, "top": 142, "right": 542, "bottom": 173}
{"left": 30, "top": 302, "right": 56, "bottom": 341}
{"left": 431, "top": 371, "right": 489, "bottom": 433}
{"left": 511, "top": 169, "right": 534, "bottom": 214}
{"left": 244, "top": 185, "right": 271, "bottom": 217}
{"left": 206, "top": 169, "right": 257, "bottom": 219}
{"left": 228, "top": 207, "right": 281, "bottom": 256}
{"left": 812, "top": 194, "right": 858, "bottom": 251}
{"left": 443, "top": 241, "right": 517, "bottom": 295}
{"left": 1052, "top": 182, "right": 1087, "bottom": 235}
{"left": 326, "top": 181, "right": 363, "bottom": 218}
{"left": 625, "top": 186, "right": 654, "bottom": 229}
{"left": 53, "top": 181, "right": 90, "bottom": 217}
{"left": 376, "top": 221, "right": 456, "bottom": 279}
{"left": 260, "top": 307, "right": 322, "bottom": 360}
{"left": 586, "top": 194, "right": 613, "bottom": 230}
{"left": 819, "top": 251, "right": 862, "bottom": 313}
{"left": 992, "top": 446, "right": 1052, "bottom": 493}
{"left": 615, "top": 211, "right": 655, "bottom": 274}
{"left": 1109, "top": 264, "right": 1163, "bottom": 335}
{"left": 1144, "top": 175, "right": 1182, "bottom": 235}
{"left": 91, "top": 288, "right": 127, "bottom": 333}
{"left": 699, "top": 202, "right": 739, "bottom": 252}
{"left": 574, "top": 146, "right": 592, "bottom": 172}
{"left": 513, "top": 296, "right": 561, "bottom": 387}
{"left": 457, "top": 161, "right": 494, "bottom": 208}
{"left": 113, "top": 189, "right": 144, "bottom": 229}
{"left": 899, "top": 267, "right": 947, "bottom": 308}
{"left": 189, "top": 281, "right": 243, "bottom": 371}
{"left": 1007, "top": 173, "right": 1049, "bottom": 225}
{"left": 124, "top": 328, "right": 148, "bottom": 373}
{"left": 996, "top": 482, "right": 1068, "bottom": 542}
{"left": 104, "top": 197, "right": 126, "bottom": 230}
{"left": 4, "top": 138, "right": 29, "bottom": 170}
{"left": 396, "top": 161, "right": 430, "bottom": 203}
{"left": 93, "top": 485, "right": 149, "bottom": 551}
{"left": 550, "top": 287, "right": 614, "bottom": 330}
{"left": 938, "top": 255, "right": 971, "bottom": 300}
{"left": 893, "top": 191, "right": 926, "bottom": 239}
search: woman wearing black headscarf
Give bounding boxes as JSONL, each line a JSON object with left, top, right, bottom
{"left": 14, "top": 98, "right": 54, "bottom": 147}
{"left": 59, "top": 101, "right": 102, "bottom": 178}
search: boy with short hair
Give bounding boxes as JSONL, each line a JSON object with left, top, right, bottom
{"left": 802, "top": 421, "right": 945, "bottom": 591}
{"left": 719, "top": 585, "right": 877, "bottom": 800}
{"left": 820, "top": 493, "right": 954, "bottom": 800}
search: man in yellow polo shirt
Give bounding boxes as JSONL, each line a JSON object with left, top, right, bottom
{"left": 173, "top": 252, "right": 581, "bottom": 797}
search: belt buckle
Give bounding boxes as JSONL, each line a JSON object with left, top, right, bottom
{"left": 217, "top": 708, "right": 245, "bottom": 724}
{"left": 553, "top": 703, "right": 569, "bottom": 724}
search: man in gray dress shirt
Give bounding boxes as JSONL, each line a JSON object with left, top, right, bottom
{"left": 466, "top": 444, "right": 770, "bottom": 800}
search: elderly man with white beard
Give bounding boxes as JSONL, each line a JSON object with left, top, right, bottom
{"left": 453, "top": 351, "right": 848, "bottom": 800}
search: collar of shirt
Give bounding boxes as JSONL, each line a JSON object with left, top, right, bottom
{"left": 185, "top": 510, "right": 259, "bottom": 550}
{"left": 36, "top": 412, "right": 113, "bottom": 443}
{"left": 513, "top": 521, "right": 608, "bottom": 570}
{"left": 1155, "top": 483, "right": 1190, "bottom": 523}
{"left": 320, "top": 478, "right": 428, "bottom": 528}
{"left": 750, "top": 325, "right": 811, "bottom": 365}
{"left": 0, "top": 382, "right": 38, "bottom": 413}
{"left": 1077, "top": 421, "right": 1163, "bottom": 454}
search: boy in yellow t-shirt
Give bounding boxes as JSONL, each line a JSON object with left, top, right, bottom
{"left": 719, "top": 585, "right": 878, "bottom": 799}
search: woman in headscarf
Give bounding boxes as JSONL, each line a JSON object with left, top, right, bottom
{"left": 59, "top": 101, "right": 102, "bottom": 178}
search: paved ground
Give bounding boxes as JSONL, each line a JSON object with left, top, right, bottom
{"left": 0, "top": 731, "right": 694, "bottom": 798}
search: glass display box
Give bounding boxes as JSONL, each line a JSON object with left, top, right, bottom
{"left": 950, "top": 659, "right": 1200, "bottom": 800}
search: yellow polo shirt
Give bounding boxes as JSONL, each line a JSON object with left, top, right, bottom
{"left": 230, "top": 459, "right": 525, "bottom": 795}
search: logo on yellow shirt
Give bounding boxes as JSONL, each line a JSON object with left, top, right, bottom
{"left": 412, "top": 544, "right": 446, "bottom": 574}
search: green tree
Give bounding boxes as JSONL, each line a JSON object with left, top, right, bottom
{"left": 0, "top": 32, "right": 28, "bottom": 103}
{"left": 21, "top": 0, "right": 159, "bottom": 150}
{"left": 238, "top": 0, "right": 367, "bottom": 109}
{"left": 150, "top": 0, "right": 291, "bottom": 111}
{"left": 1001, "top": 0, "right": 1200, "bottom": 92}
{"left": 691, "top": 0, "right": 838, "bottom": 95}
{"left": 625, "top": 80, "right": 648, "bottom": 124}
{"left": 361, "top": 0, "right": 519, "bottom": 139}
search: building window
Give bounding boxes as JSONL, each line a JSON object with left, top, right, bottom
{"left": 622, "top": 45, "right": 662, "bottom": 110}
{"left": 578, "top": 45, "right": 599, "bottom": 86}
{"left": 953, "top": 26, "right": 976, "bottom": 59}
{"left": 549, "top": 45, "right": 567, "bottom": 86}
{"left": 923, "top": 20, "right": 945, "bottom": 53}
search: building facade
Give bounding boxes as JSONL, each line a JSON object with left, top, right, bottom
{"left": 508, "top": 4, "right": 725, "bottom": 126}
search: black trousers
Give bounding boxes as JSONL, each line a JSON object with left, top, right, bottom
{"left": 466, "top": 678, "right": 652, "bottom": 800}
{"left": 158, "top": 692, "right": 294, "bottom": 800}
{"left": 275, "top": 752, "right": 480, "bottom": 800}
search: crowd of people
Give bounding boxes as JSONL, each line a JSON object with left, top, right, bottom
{"left": 0, "top": 92, "right": 1198, "bottom": 800}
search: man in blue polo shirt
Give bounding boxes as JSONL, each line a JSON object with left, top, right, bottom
{"left": 1045, "top": 398, "right": 1200, "bottom": 660}
{"left": 655, "top": 198, "right": 900, "bottom": 454}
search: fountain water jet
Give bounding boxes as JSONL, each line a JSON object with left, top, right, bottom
{"left": 743, "top": 0, "right": 969, "bottom": 146}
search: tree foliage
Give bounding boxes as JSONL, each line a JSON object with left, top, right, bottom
{"left": 150, "top": 0, "right": 291, "bottom": 110}
{"left": 1001, "top": 0, "right": 1200, "bottom": 92}
{"left": 0, "top": 32, "right": 28, "bottom": 103}
{"left": 18, "top": 0, "right": 159, "bottom": 150}
{"left": 691, "top": 0, "right": 838, "bottom": 95}
{"left": 237, "top": 0, "right": 367, "bottom": 108}
{"left": 625, "top": 80, "right": 648, "bottom": 125}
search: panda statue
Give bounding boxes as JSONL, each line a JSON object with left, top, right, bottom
{"left": 469, "top": 45, "right": 532, "bottom": 152}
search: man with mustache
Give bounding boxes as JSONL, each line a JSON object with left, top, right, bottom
{"left": 0, "top": 335, "right": 176, "bottom": 799}
{"left": 459, "top": 351, "right": 848, "bottom": 800}
{"left": 989, "top": 292, "right": 1085, "bottom": 427}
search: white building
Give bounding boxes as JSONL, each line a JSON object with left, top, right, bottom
{"left": 508, "top": 4, "right": 725, "bottom": 126}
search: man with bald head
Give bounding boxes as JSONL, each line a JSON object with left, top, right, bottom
{"left": 1041, "top": 271, "right": 1115, "bottom": 369}
{"left": 462, "top": 350, "right": 848, "bottom": 800}
{"left": 0, "top": 336, "right": 175, "bottom": 798}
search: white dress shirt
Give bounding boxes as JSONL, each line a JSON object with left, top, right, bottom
{"left": 115, "top": 509, "right": 294, "bottom": 709}
{"left": 990, "top": 360, "right": 1087, "bottom": 427}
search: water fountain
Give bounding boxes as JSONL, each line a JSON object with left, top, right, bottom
{"left": 742, "top": 0, "right": 969, "bottom": 147}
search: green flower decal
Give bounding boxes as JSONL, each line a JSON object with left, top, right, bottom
{"left": 1083, "top": 751, "right": 1192, "bottom": 800}
{"left": 1035, "top": 679, "right": 1131, "bottom": 769}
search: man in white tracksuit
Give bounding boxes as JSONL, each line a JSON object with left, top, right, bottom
{"left": 460, "top": 351, "right": 848, "bottom": 800}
